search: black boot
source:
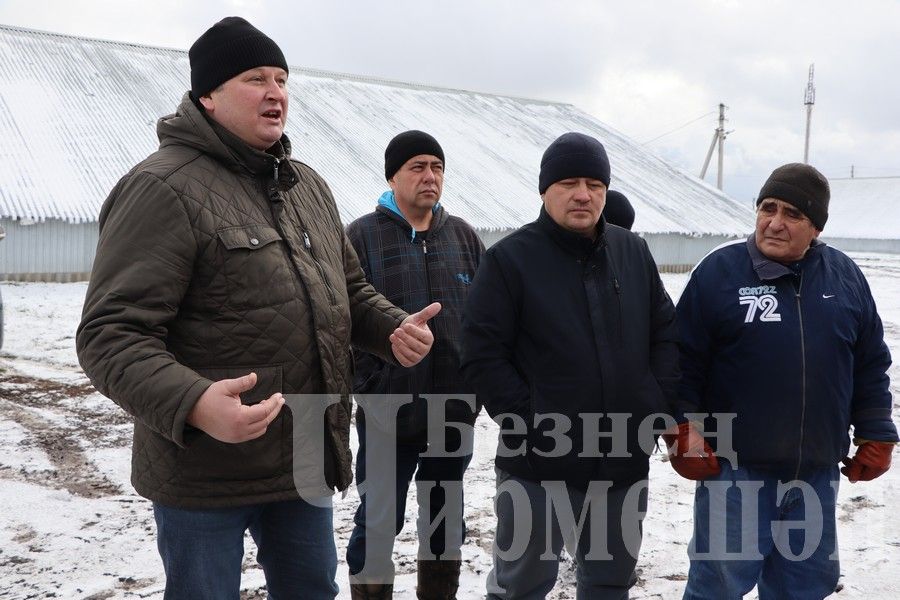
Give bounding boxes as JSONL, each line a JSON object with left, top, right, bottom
{"left": 416, "top": 559, "right": 461, "bottom": 600}
{"left": 350, "top": 583, "right": 393, "bottom": 600}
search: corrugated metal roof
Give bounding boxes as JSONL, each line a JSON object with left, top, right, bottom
{"left": 824, "top": 177, "right": 900, "bottom": 240}
{"left": 0, "top": 23, "right": 753, "bottom": 235}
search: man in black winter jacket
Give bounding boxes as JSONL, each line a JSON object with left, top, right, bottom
{"left": 461, "top": 132, "right": 679, "bottom": 600}
{"left": 346, "top": 131, "right": 484, "bottom": 600}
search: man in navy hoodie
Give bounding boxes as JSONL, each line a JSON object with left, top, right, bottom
{"left": 670, "top": 163, "right": 897, "bottom": 599}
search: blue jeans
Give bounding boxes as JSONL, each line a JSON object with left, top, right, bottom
{"left": 346, "top": 414, "right": 472, "bottom": 580}
{"left": 153, "top": 498, "right": 338, "bottom": 600}
{"left": 683, "top": 461, "right": 840, "bottom": 600}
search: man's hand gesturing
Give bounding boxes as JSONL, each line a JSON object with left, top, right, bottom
{"left": 391, "top": 302, "right": 442, "bottom": 367}
{"left": 187, "top": 372, "right": 285, "bottom": 443}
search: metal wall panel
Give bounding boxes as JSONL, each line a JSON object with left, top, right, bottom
{"left": 0, "top": 218, "right": 96, "bottom": 280}
{"left": 0, "top": 219, "right": 740, "bottom": 281}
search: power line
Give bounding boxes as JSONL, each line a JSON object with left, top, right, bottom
{"left": 816, "top": 165, "right": 900, "bottom": 178}
{"left": 641, "top": 110, "right": 717, "bottom": 145}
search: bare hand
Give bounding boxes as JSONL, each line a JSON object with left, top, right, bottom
{"left": 391, "top": 302, "right": 441, "bottom": 367}
{"left": 186, "top": 372, "right": 285, "bottom": 443}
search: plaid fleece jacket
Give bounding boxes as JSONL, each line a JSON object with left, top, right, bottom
{"left": 346, "top": 203, "right": 485, "bottom": 438}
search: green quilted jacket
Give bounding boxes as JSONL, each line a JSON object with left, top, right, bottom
{"left": 77, "top": 93, "right": 406, "bottom": 508}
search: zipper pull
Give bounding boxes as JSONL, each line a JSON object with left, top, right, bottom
{"left": 273, "top": 159, "right": 280, "bottom": 181}
{"left": 423, "top": 241, "right": 428, "bottom": 255}
{"left": 613, "top": 278, "right": 621, "bottom": 294}
{"left": 303, "top": 231, "right": 311, "bottom": 249}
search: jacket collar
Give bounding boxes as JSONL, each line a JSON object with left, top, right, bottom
{"left": 536, "top": 206, "right": 604, "bottom": 257}
{"left": 158, "top": 92, "right": 297, "bottom": 190}
{"left": 375, "top": 190, "right": 447, "bottom": 241}
{"left": 746, "top": 234, "right": 825, "bottom": 281}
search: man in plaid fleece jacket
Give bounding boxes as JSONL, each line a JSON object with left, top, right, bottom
{"left": 345, "top": 131, "right": 485, "bottom": 600}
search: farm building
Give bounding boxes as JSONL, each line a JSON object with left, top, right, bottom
{"left": 0, "top": 23, "right": 755, "bottom": 281}
{"left": 818, "top": 176, "right": 900, "bottom": 254}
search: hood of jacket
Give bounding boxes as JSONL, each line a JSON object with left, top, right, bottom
{"left": 376, "top": 190, "right": 446, "bottom": 241}
{"left": 157, "top": 92, "right": 296, "bottom": 189}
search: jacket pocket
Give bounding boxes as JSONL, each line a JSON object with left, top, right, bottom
{"left": 525, "top": 376, "right": 600, "bottom": 484}
{"left": 215, "top": 225, "right": 294, "bottom": 308}
{"left": 178, "top": 364, "right": 286, "bottom": 482}
{"left": 217, "top": 224, "right": 282, "bottom": 251}
{"left": 630, "top": 370, "right": 667, "bottom": 423}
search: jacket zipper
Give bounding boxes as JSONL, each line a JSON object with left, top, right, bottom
{"left": 422, "top": 238, "right": 435, "bottom": 389}
{"left": 266, "top": 166, "right": 337, "bottom": 309}
{"left": 794, "top": 273, "right": 807, "bottom": 481}
{"left": 604, "top": 241, "right": 623, "bottom": 344}
{"left": 613, "top": 276, "right": 622, "bottom": 342}
{"left": 268, "top": 162, "right": 345, "bottom": 486}
{"left": 302, "top": 229, "right": 337, "bottom": 306}
{"left": 422, "top": 239, "right": 432, "bottom": 297}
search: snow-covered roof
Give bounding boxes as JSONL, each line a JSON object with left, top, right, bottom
{"left": 0, "top": 23, "right": 753, "bottom": 235}
{"left": 822, "top": 177, "right": 900, "bottom": 240}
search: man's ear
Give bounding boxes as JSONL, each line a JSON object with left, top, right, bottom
{"left": 198, "top": 95, "right": 215, "bottom": 112}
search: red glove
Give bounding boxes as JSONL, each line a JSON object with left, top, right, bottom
{"left": 841, "top": 440, "right": 895, "bottom": 482}
{"left": 662, "top": 422, "right": 721, "bottom": 480}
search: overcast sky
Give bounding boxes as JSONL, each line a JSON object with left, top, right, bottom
{"left": 2, "top": 0, "right": 899, "bottom": 203}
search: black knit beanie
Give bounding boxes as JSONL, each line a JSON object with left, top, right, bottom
{"left": 757, "top": 163, "right": 830, "bottom": 230}
{"left": 539, "top": 132, "right": 611, "bottom": 194}
{"left": 603, "top": 190, "right": 635, "bottom": 230}
{"left": 384, "top": 130, "right": 445, "bottom": 180}
{"left": 189, "top": 17, "right": 289, "bottom": 99}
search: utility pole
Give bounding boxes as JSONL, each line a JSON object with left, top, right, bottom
{"left": 700, "top": 103, "right": 728, "bottom": 190}
{"left": 716, "top": 103, "right": 725, "bottom": 190}
{"left": 804, "top": 63, "right": 815, "bottom": 164}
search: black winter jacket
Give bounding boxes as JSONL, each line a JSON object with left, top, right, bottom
{"left": 347, "top": 200, "right": 484, "bottom": 442}
{"left": 461, "top": 209, "right": 679, "bottom": 488}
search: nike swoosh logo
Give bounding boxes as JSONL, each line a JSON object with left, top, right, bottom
{"left": 823, "top": 294, "right": 835, "bottom": 299}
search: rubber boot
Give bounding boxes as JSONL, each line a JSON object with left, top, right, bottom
{"left": 350, "top": 583, "right": 393, "bottom": 600}
{"left": 416, "top": 559, "right": 461, "bottom": 600}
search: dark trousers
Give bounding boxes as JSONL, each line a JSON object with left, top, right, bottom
{"left": 486, "top": 469, "right": 647, "bottom": 600}
{"left": 346, "top": 415, "right": 472, "bottom": 582}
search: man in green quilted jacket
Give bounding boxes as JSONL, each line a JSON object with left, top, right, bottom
{"left": 76, "top": 16, "right": 439, "bottom": 600}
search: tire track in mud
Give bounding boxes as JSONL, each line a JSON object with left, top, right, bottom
{"left": 0, "top": 370, "right": 127, "bottom": 498}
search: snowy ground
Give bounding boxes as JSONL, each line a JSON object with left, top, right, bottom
{"left": 0, "top": 254, "right": 898, "bottom": 599}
